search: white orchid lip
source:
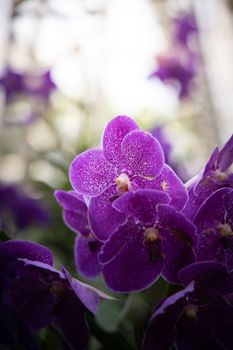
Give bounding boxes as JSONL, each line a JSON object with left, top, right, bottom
{"left": 115, "top": 173, "right": 131, "bottom": 193}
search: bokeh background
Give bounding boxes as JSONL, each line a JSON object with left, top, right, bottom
{"left": 0, "top": 0, "right": 233, "bottom": 347}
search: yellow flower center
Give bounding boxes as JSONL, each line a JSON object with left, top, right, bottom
{"left": 143, "top": 227, "right": 159, "bottom": 242}
{"left": 217, "top": 223, "right": 233, "bottom": 237}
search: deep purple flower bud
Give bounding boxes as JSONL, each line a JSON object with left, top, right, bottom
{"left": 99, "top": 189, "right": 196, "bottom": 292}
{"left": 143, "top": 261, "right": 233, "bottom": 350}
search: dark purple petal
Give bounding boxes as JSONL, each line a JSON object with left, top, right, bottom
{"left": 179, "top": 261, "right": 233, "bottom": 297}
{"left": 74, "top": 235, "right": 102, "bottom": 278}
{"left": 134, "top": 164, "right": 188, "bottom": 210}
{"left": 161, "top": 229, "right": 195, "bottom": 284}
{"left": 207, "top": 296, "right": 233, "bottom": 350}
{"left": 113, "top": 189, "right": 170, "bottom": 226}
{"left": 63, "top": 209, "right": 90, "bottom": 235}
{"left": 158, "top": 204, "right": 197, "bottom": 248}
{"left": 53, "top": 294, "right": 89, "bottom": 350}
{"left": 101, "top": 219, "right": 164, "bottom": 292}
{"left": 63, "top": 268, "right": 110, "bottom": 314}
{"left": 12, "top": 277, "right": 55, "bottom": 331}
{"left": 102, "top": 115, "right": 139, "bottom": 168}
{"left": 69, "top": 148, "right": 115, "bottom": 196}
{"left": 174, "top": 305, "right": 221, "bottom": 350}
{"left": 143, "top": 283, "right": 194, "bottom": 350}
{"left": 218, "top": 134, "right": 233, "bottom": 171}
{"left": 121, "top": 130, "right": 164, "bottom": 177}
{"left": 89, "top": 186, "right": 126, "bottom": 241}
{"left": 3, "top": 240, "right": 54, "bottom": 266}
{"left": 194, "top": 188, "right": 233, "bottom": 230}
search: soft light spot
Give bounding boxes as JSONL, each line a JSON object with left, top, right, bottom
{"left": 213, "top": 170, "right": 227, "bottom": 182}
{"left": 115, "top": 173, "right": 131, "bottom": 194}
{"left": 217, "top": 223, "right": 233, "bottom": 237}
{"left": 143, "top": 227, "right": 159, "bottom": 243}
{"left": 161, "top": 180, "right": 169, "bottom": 191}
{"left": 184, "top": 304, "right": 198, "bottom": 319}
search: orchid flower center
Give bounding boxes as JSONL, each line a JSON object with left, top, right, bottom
{"left": 213, "top": 170, "right": 227, "bottom": 182}
{"left": 143, "top": 227, "right": 159, "bottom": 243}
{"left": 115, "top": 173, "right": 131, "bottom": 194}
{"left": 184, "top": 304, "right": 198, "bottom": 319}
{"left": 217, "top": 223, "right": 233, "bottom": 237}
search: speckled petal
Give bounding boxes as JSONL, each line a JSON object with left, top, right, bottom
{"left": 89, "top": 186, "right": 126, "bottom": 241}
{"left": 3, "top": 240, "right": 54, "bottom": 266}
{"left": 134, "top": 164, "right": 188, "bottom": 210}
{"left": 100, "top": 219, "right": 164, "bottom": 292}
{"left": 102, "top": 115, "right": 139, "bottom": 169}
{"left": 121, "top": 130, "right": 164, "bottom": 177}
{"left": 74, "top": 235, "right": 102, "bottom": 278}
{"left": 113, "top": 189, "right": 170, "bottom": 226}
{"left": 69, "top": 148, "right": 116, "bottom": 196}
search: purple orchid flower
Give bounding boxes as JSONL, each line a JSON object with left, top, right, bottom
{"left": 1, "top": 239, "right": 111, "bottom": 350}
{"left": 193, "top": 187, "right": 233, "bottom": 270}
{"left": 0, "top": 66, "right": 56, "bottom": 125}
{"left": 183, "top": 134, "right": 233, "bottom": 219}
{"left": 0, "top": 66, "right": 55, "bottom": 103}
{"left": 150, "top": 54, "right": 196, "bottom": 99}
{"left": 143, "top": 261, "right": 233, "bottom": 350}
{"left": 98, "top": 189, "right": 197, "bottom": 292}
{"left": 69, "top": 115, "right": 187, "bottom": 241}
{"left": 0, "top": 183, "right": 51, "bottom": 233}
{"left": 54, "top": 190, "right": 102, "bottom": 278}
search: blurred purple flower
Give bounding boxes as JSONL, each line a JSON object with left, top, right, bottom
{"left": 150, "top": 54, "right": 197, "bottom": 99}
{"left": 99, "top": 189, "right": 196, "bottom": 292}
{"left": 172, "top": 13, "right": 198, "bottom": 47}
{"left": 69, "top": 116, "right": 187, "bottom": 241}
{"left": 183, "top": 134, "right": 233, "bottom": 219}
{"left": 54, "top": 190, "right": 102, "bottom": 278}
{"left": 0, "top": 66, "right": 56, "bottom": 125}
{"left": 1, "top": 239, "right": 110, "bottom": 350}
{"left": 143, "top": 261, "right": 233, "bottom": 350}
{"left": 0, "top": 183, "right": 51, "bottom": 233}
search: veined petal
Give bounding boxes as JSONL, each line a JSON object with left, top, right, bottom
{"left": 102, "top": 115, "right": 139, "bottom": 168}
{"left": 121, "top": 130, "right": 164, "bottom": 177}
{"left": 69, "top": 148, "right": 116, "bottom": 197}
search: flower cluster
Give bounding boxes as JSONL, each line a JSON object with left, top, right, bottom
{"left": 0, "top": 239, "right": 110, "bottom": 349}
{"left": 55, "top": 114, "right": 233, "bottom": 349}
